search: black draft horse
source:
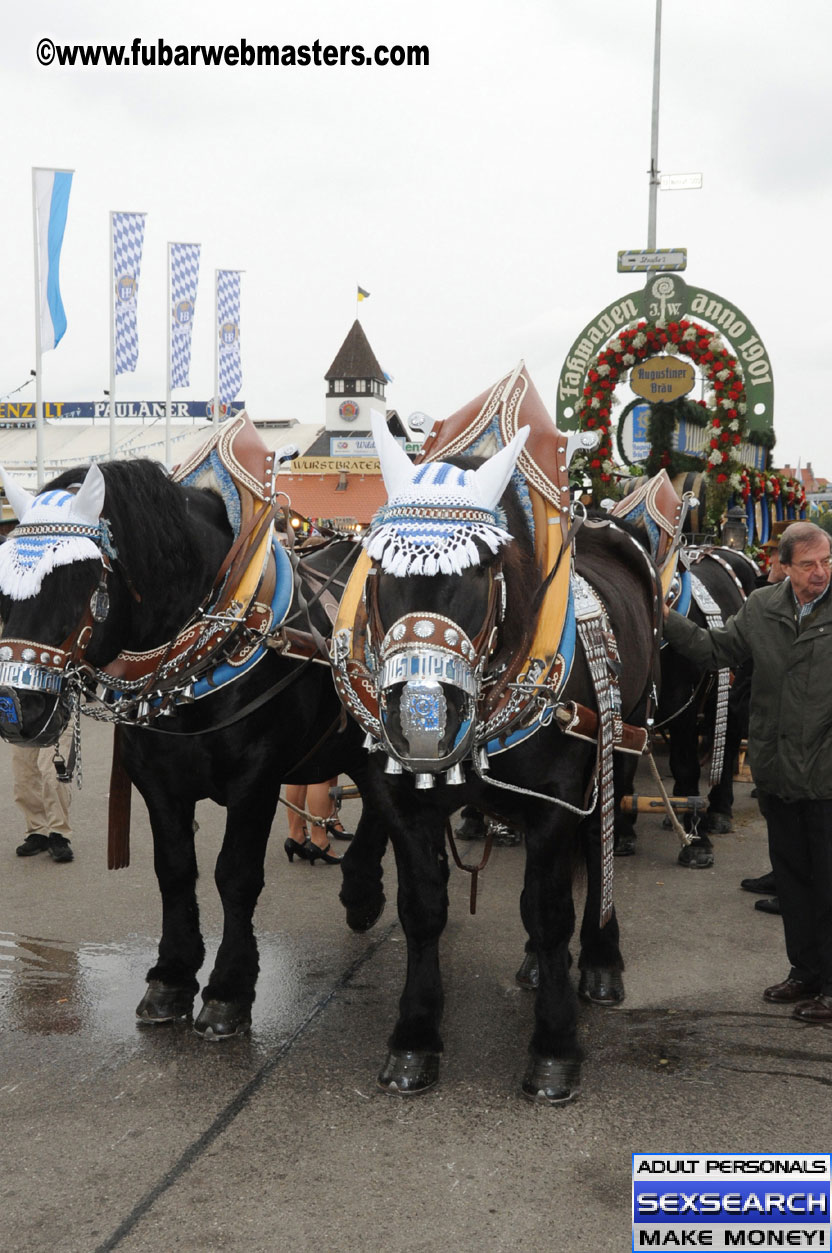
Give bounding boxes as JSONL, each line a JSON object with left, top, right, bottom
{"left": 653, "top": 546, "right": 758, "bottom": 865}
{"left": 338, "top": 431, "right": 661, "bottom": 1104}
{"left": 0, "top": 458, "right": 375, "bottom": 1038}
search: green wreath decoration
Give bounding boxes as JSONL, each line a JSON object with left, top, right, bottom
{"left": 573, "top": 318, "right": 748, "bottom": 525}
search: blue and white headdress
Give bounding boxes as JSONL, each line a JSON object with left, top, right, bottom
{"left": 0, "top": 463, "right": 112, "bottom": 600}
{"left": 364, "top": 410, "right": 529, "bottom": 577}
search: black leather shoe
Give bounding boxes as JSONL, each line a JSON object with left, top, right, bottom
{"left": 47, "top": 834, "right": 74, "bottom": 863}
{"left": 284, "top": 837, "right": 312, "bottom": 863}
{"left": 764, "top": 977, "right": 820, "bottom": 1004}
{"left": 754, "top": 896, "right": 780, "bottom": 915}
{"left": 307, "top": 841, "right": 341, "bottom": 865}
{"left": 325, "top": 818, "right": 354, "bottom": 842}
{"left": 792, "top": 994, "right": 832, "bottom": 1023}
{"left": 741, "top": 870, "right": 776, "bottom": 894}
{"left": 16, "top": 832, "right": 49, "bottom": 857}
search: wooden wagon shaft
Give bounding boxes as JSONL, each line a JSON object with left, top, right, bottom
{"left": 330, "top": 783, "right": 361, "bottom": 802}
{"left": 620, "top": 793, "right": 709, "bottom": 815}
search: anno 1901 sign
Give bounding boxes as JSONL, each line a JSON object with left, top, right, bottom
{"left": 556, "top": 273, "right": 773, "bottom": 435}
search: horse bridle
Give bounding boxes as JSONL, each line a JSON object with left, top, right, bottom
{"left": 364, "top": 559, "right": 505, "bottom": 775}
{"left": 0, "top": 498, "right": 277, "bottom": 724}
{"left": 0, "top": 519, "right": 115, "bottom": 699}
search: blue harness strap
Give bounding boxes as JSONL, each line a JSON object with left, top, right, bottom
{"left": 485, "top": 578, "right": 577, "bottom": 757}
{"left": 659, "top": 566, "right": 691, "bottom": 648}
{"left": 191, "top": 538, "right": 293, "bottom": 700}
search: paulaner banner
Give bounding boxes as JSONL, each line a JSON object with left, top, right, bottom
{"left": 0, "top": 400, "right": 245, "bottom": 426}
{"left": 169, "top": 242, "right": 201, "bottom": 389}
{"left": 112, "top": 211, "right": 147, "bottom": 374}
{"left": 216, "top": 269, "right": 242, "bottom": 406}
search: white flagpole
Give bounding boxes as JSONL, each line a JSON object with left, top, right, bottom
{"left": 31, "top": 170, "right": 45, "bottom": 489}
{"left": 108, "top": 211, "right": 116, "bottom": 459}
{"left": 213, "top": 268, "right": 220, "bottom": 429}
{"left": 165, "top": 243, "right": 172, "bottom": 465}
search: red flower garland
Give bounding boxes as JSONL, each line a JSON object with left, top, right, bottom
{"left": 574, "top": 319, "right": 747, "bottom": 488}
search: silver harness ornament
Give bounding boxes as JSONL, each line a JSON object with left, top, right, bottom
{"left": 688, "top": 571, "right": 729, "bottom": 790}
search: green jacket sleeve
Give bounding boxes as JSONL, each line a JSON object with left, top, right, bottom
{"left": 663, "top": 599, "right": 755, "bottom": 672}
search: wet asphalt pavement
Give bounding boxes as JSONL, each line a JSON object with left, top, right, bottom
{"left": 1, "top": 717, "right": 829, "bottom": 1253}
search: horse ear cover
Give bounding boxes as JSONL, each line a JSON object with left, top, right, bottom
{"left": 70, "top": 463, "right": 106, "bottom": 524}
{"left": 366, "top": 411, "right": 530, "bottom": 577}
{"left": 0, "top": 462, "right": 108, "bottom": 600}
{"left": 371, "top": 409, "right": 529, "bottom": 508}
{"left": 0, "top": 465, "right": 36, "bottom": 523}
{"left": 371, "top": 409, "right": 415, "bottom": 499}
{"left": 471, "top": 426, "right": 529, "bottom": 510}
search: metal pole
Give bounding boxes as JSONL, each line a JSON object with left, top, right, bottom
{"left": 31, "top": 170, "right": 44, "bottom": 489}
{"left": 165, "top": 243, "right": 172, "bottom": 465}
{"left": 647, "top": 0, "right": 662, "bottom": 250}
{"left": 109, "top": 212, "right": 116, "bottom": 458}
{"left": 213, "top": 269, "right": 220, "bottom": 429}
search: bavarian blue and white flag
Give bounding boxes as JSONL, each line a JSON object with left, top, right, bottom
{"left": 33, "top": 168, "right": 73, "bottom": 351}
{"left": 112, "top": 211, "right": 146, "bottom": 375}
{"left": 169, "top": 242, "right": 201, "bottom": 389}
{"left": 216, "top": 269, "right": 243, "bottom": 407}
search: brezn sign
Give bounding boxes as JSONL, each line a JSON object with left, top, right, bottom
{"left": 630, "top": 355, "right": 695, "bottom": 402}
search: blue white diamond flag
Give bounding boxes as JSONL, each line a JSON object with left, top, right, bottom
{"left": 169, "top": 243, "right": 201, "bottom": 389}
{"left": 112, "top": 211, "right": 146, "bottom": 375}
{"left": 216, "top": 270, "right": 242, "bottom": 407}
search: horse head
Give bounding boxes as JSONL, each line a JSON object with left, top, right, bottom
{"left": 364, "top": 412, "right": 529, "bottom": 783}
{"left": 0, "top": 463, "right": 113, "bottom": 744}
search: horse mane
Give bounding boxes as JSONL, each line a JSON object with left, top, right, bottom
{"left": 445, "top": 454, "right": 541, "bottom": 664}
{"left": 575, "top": 513, "right": 659, "bottom": 605}
{"left": 708, "top": 546, "right": 759, "bottom": 596}
{"left": 47, "top": 460, "right": 229, "bottom": 615}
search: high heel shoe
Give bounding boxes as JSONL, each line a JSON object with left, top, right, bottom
{"left": 325, "top": 817, "right": 354, "bottom": 842}
{"left": 307, "top": 839, "right": 342, "bottom": 865}
{"left": 284, "top": 836, "right": 312, "bottom": 863}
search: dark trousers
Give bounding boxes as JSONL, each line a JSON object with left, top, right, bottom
{"left": 760, "top": 793, "right": 832, "bottom": 994}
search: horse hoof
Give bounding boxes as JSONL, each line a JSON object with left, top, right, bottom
{"left": 193, "top": 1000, "right": 251, "bottom": 1040}
{"left": 677, "top": 843, "right": 715, "bottom": 869}
{"left": 706, "top": 811, "right": 733, "bottom": 834}
{"left": 522, "top": 1054, "right": 581, "bottom": 1105}
{"left": 578, "top": 967, "right": 625, "bottom": 1006}
{"left": 345, "top": 895, "right": 385, "bottom": 932}
{"left": 136, "top": 981, "right": 194, "bottom": 1024}
{"left": 377, "top": 1049, "right": 440, "bottom": 1095}
{"left": 515, "top": 952, "right": 539, "bottom": 989}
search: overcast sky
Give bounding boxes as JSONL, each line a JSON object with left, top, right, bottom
{"left": 3, "top": 0, "right": 831, "bottom": 474}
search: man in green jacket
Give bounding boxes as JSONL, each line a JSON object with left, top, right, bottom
{"left": 664, "top": 521, "right": 832, "bottom": 1023}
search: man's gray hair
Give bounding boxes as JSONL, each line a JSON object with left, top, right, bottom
{"left": 778, "top": 521, "right": 832, "bottom": 565}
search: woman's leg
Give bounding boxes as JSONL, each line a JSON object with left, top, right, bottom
{"left": 306, "top": 778, "right": 336, "bottom": 850}
{"left": 284, "top": 784, "right": 308, "bottom": 846}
